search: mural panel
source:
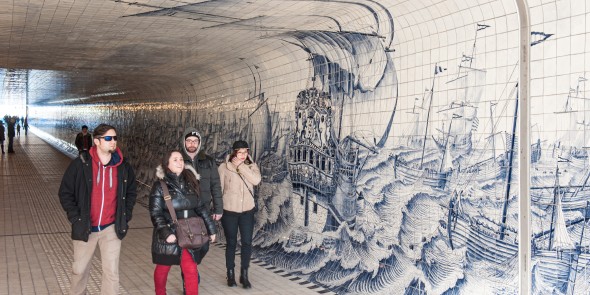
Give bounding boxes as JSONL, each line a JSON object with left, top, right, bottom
{"left": 529, "top": 1, "right": 590, "bottom": 295}
{"left": 27, "top": 1, "right": 590, "bottom": 294}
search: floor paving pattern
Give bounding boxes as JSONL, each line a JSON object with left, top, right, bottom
{"left": 0, "top": 134, "right": 332, "bottom": 295}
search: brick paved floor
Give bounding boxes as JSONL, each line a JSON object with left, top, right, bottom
{"left": 0, "top": 133, "right": 330, "bottom": 295}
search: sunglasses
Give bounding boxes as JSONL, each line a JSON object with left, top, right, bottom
{"left": 98, "top": 136, "right": 118, "bottom": 141}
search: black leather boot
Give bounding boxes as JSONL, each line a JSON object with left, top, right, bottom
{"left": 227, "top": 269, "right": 237, "bottom": 287}
{"left": 240, "top": 267, "right": 252, "bottom": 289}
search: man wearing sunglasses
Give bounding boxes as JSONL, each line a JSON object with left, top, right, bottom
{"left": 58, "top": 123, "right": 137, "bottom": 295}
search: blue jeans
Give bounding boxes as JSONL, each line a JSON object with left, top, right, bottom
{"left": 221, "top": 210, "right": 254, "bottom": 269}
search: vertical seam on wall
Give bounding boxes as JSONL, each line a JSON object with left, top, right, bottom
{"left": 516, "top": 0, "right": 532, "bottom": 294}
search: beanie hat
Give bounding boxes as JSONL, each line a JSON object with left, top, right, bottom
{"left": 232, "top": 140, "right": 249, "bottom": 150}
{"left": 185, "top": 131, "right": 200, "bottom": 140}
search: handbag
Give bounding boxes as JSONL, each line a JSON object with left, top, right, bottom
{"left": 160, "top": 180, "right": 210, "bottom": 249}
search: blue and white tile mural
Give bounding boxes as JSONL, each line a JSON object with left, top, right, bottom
{"left": 529, "top": 1, "right": 590, "bottom": 295}
{"left": 28, "top": 1, "right": 590, "bottom": 294}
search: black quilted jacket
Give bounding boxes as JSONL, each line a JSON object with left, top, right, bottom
{"left": 149, "top": 169, "right": 216, "bottom": 265}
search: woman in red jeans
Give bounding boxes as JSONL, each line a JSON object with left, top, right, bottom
{"left": 149, "top": 150, "right": 217, "bottom": 295}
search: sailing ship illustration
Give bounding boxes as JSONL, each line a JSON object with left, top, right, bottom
{"left": 393, "top": 64, "right": 454, "bottom": 190}
{"left": 258, "top": 109, "right": 290, "bottom": 183}
{"left": 287, "top": 88, "right": 358, "bottom": 228}
{"left": 550, "top": 76, "right": 590, "bottom": 166}
{"left": 531, "top": 76, "right": 590, "bottom": 190}
{"left": 526, "top": 71, "right": 590, "bottom": 294}
{"left": 531, "top": 161, "right": 590, "bottom": 212}
{"left": 287, "top": 86, "right": 395, "bottom": 229}
{"left": 532, "top": 162, "right": 590, "bottom": 295}
{"left": 445, "top": 81, "right": 520, "bottom": 264}
{"left": 394, "top": 25, "right": 492, "bottom": 190}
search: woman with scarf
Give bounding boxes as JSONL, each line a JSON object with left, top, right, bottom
{"left": 218, "top": 140, "right": 261, "bottom": 288}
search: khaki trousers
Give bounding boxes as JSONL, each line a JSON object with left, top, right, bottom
{"left": 70, "top": 225, "right": 122, "bottom": 295}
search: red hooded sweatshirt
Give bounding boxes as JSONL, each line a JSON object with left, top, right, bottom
{"left": 89, "top": 146, "right": 123, "bottom": 227}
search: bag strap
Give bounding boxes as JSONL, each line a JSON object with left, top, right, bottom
{"left": 237, "top": 172, "right": 254, "bottom": 198}
{"left": 160, "top": 180, "right": 178, "bottom": 224}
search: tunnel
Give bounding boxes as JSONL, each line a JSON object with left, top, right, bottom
{"left": 0, "top": 0, "right": 589, "bottom": 294}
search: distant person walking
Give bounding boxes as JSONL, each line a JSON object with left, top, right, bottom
{"left": 16, "top": 124, "right": 20, "bottom": 137}
{"left": 23, "top": 121, "right": 28, "bottom": 136}
{"left": 6, "top": 117, "right": 15, "bottom": 153}
{"left": 0, "top": 121, "right": 5, "bottom": 154}
{"left": 75, "top": 125, "right": 92, "bottom": 154}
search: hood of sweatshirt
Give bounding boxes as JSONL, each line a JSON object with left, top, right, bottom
{"left": 88, "top": 146, "right": 123, "bottom": 189}
{"left": 180, "top": 128, "right": 202, "bottom": 162}
{"left": 89, "top": 146, "right": 123, "bottom": 167}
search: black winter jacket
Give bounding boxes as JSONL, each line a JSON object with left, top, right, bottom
{"left": 75, "top": 132, "right": 93, "bottom": 151}
{"left": 58, "top": 151, "right": 137, "bottom": 241}
{"left": 149, "top": 165, "right": 217, "bottom": 265}
{"left": 180, "top": 128, "right": 223, "bottom": 215}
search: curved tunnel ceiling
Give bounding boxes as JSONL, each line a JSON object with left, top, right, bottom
{"left": 0, "top": 0, "right": 394, "bottom": 105}
{"left": 0, "top": 0, "right": 516, "bottom": 106}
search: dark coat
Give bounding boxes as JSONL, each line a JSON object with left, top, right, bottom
{"left": 75, "top": 132, "right": 93, "bottom": 151}
{"left": 180, "top": 128, "right": 223, "bottom": 215}
{"left": 0, "top": 124, "right": 4, "bottom": 141}
{"left": 185, "top": 152, "right": 223, "bottom": 214}
{"left": 149, "top": 165, "right": 217, "bottom": 265}
{"left": 7, "top": 121, "right": 15, "bottom": 138}
{"left": 58, "top": 151, "right": 137, "bottom": 241}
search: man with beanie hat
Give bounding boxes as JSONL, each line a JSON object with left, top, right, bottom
{"left": 180, "top": 128, "right": 223, "bottom": 264}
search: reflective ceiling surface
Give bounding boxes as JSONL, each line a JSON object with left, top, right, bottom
{"left": 0, "top": 0, "right": 395, "bottom": 105}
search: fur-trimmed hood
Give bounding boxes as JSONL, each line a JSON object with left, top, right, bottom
{"left": 156, "top": 164, "right": 201, "bottom": 180}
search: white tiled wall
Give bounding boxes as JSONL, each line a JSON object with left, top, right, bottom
{"left": 26, "top": 0, "right": 590, "bottom": 294}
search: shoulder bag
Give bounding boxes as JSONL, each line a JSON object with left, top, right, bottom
{"left": 160, "top": 180, "right": 210, "bottom": 249}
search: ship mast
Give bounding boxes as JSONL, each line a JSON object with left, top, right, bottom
{"left": 499, "top": 83, "right": 519, "bottom": 240}
{"left": 420, "top": 64, "right": 439, "bottom": 169}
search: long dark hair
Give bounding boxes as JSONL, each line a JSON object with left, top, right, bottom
{"left": 162, "top": 150, "right": 200, "bottom": 195}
